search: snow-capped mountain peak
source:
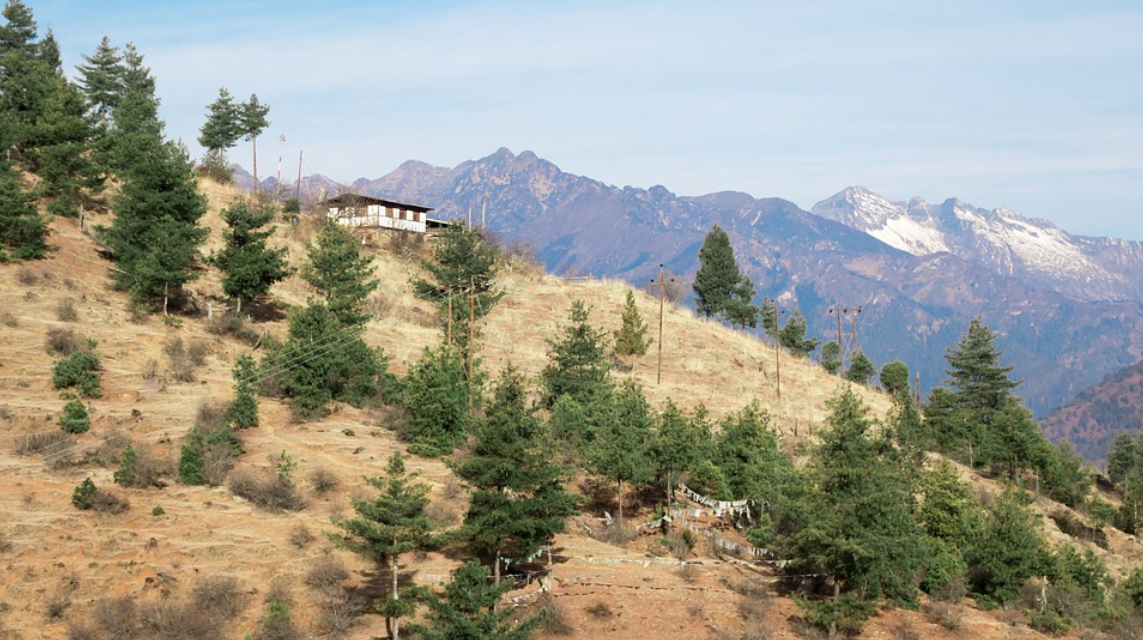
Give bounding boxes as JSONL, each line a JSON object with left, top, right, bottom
{"left": 812, "top": 187, "right": 1143, "bottom": 302}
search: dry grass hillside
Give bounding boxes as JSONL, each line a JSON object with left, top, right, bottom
{"left": 0, "top": 181, "right": 1134, "bottom": 639}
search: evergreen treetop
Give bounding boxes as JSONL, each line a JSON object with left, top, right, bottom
{"left": 76, "top": 36, "right": 123, "bottom": 120}
{"left": 198, "top": 86, "right": 242, "bottom": 161}
{"left": 693, "top": 224, "right": 744, "bottom": 319}
{"left": 944, "top": 316, "right": 1019, "bottom": 412}
{"left": 613, "top": 289, "right": 651, "bottom": 361}
{"left": 301, "top": 222, "right": 379, "bottom": 328}
{"left": 540, "top": 300, "right": 611, "bottom": 408}
{"left": 407, "top": 560, "right": 544, "bottom": 640}
{"left": 211, "top": 200, "right": 291, "bottom": 312}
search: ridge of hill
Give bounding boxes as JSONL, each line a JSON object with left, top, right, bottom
{"left": 0, "top": 180, "right": 1133, "bottom": 639}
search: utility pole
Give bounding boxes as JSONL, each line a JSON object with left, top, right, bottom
{"left": 295, "top": 150, "right": 303, "bottom": 201}
{"left": 468, "top": 280, "right": 476, "bottom": 414}
{"left": 828, "top": 307, "right": 845, "bottom": 377}
{"left": 481, "top": 193, "right": 488, "bottom": 229}
{"left": 649, "top": 264, "right": 674, "bottom": 385}
{"left": 849, "top": 305, "right": 863, "bottom": 354}
{"left": 773, "top": 307, "right": 785, "bottom": 398}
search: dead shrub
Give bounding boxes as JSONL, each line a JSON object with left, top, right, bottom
{"left": 305, "top": 554, "right": 349, "bottom": 597}
{"left": 289, "top": 524, "right": 314, "bottom": 549}
{"left": 679, "top": 563, "right": 701, "bottom": 584}
{"left": 387, "top": 229, "right": 425, "bottom": 259}
{"left": 593, "top": 522, "right": 633, "bottom": 547}
{"left": 46, "top": 592, "right": 70, "bottom": 621}
{"left": 66, "top": 622, "right": 98, "bottom": 640}
{"left": 539, "top": 593, "right": 574, "bottom": 635}
{"left": 229, "top": 469, "right": 305, "bottom": 511}
{"left": 17, "top": 267, "right": 37, "bottom": 285}
{"left": 139, "top": 599, "right": 223, "bottom": 640}
{"left": 926, "top": 601, "right": 962, "bottom": 630}
{"left": 721, "top": 575, "right": 770, "bottom": 600}
{"left": 206, "top": 312, "right": 262, "bottom": 346}
{"left": 738, "top": 594, "right": 772, "bottom": 623}
{"left": 587, "top": 601, "right": 613, "bottom": 619}
{"left": 90, "top": 490, "right": 130, "bottom": 514}
{"left": 309, "top": 467, "right": 340, "bottom": 495}
{"left": 0, "top": 533, "right": 11, "bottom": 553}
{"left": 46, "top": 327, "right": 83, "bottom": 356}
{"left": 191, "top": 575, "right": 246, "bottom": 620}
{"left": 165, "top": 337, "right": 207, "bottom": 383}
{"left": 93, "top": 596, "right": 139, "bottom": 637}
{"left": 1, "top": 310, "right": 18, "bottom": 327}
{"left": 315, "top": 597, "right": 361, "bottom": 637}
{"left": 15, "top": 430, "right": 71, "bottom": 456}
{"left": 893, "top": 617, "right": 921, "bottom": 640}
{"left": 368, "top": 294, "right": 395, "bottom": 320}
{"left": 56, "top": 298, "right": 78, "bottom": 322}
{"left": 142, "top": 359, "right": 158, "bottom": 380}
{"left": 194, "top": 401, "right": 228, "bottom": 432}
{"left": 202, "top": 440, "right": 238, "bottom": 487}
{"left": 426, "top": 499, "right": 461, "bottom": 526}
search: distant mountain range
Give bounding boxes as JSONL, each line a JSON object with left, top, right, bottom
{"left": 231, "top": 150, "right": 1143, "bottom": 448}
{"left": 1039, "top": 359, "right": 1143, "bottom": 467}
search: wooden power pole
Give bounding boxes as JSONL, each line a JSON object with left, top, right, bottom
{"left": 649, "top": 265, "right": 674, "bottom": 386}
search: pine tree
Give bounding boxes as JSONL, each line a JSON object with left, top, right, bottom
{"left": 211, "top": 200, "right": 290, "bottom": 313}
{"left": 226, "top": 353, "right": 259, "bottom": 429}
{"left": 455, "top": 366, "right": 579, "bottom": 584}
{"left": 29, "top": 75, "right": 103, "bottom": 217}
{"left": 403, "top": 343, "right": 469, "bottom": 457}
{"left": 879, "top": 361, "right": 910, "bottom": 396}
{"left": 541, "top": 300, "right": 611, "bottom": 408}
{"left": 844, "top": 350, "right": 875, "bottom": 385}
{"left": 239, "top": 93, "right": 270, "bottom": 190}
{"left": 0, "top": 0, "right": 53, "bottom": 153}
{"left": 114, "top": 444, "right": 137, "bottom": 487}
{"left": 1107, "top": 433, "right": 1140, "bottom": 485}
{"left": 724, "top": 274, "right": 760, "bottom": 331}
{"left": 0, "top": 145, "right": 46, "bottom": 261}
{"left": 821, "top": 340, "right": 842, "bottom": 375}
{"left": 944, "top": 317, "right": 1020, "bottom": 412}
{"left": 197, "top": 87, "right": 242, "bottom": 169}
{"left": 965, "top": 488, "right": 1051, "bottom": 604}
{"left": 693, "top": 224, "right": 743, "bottom": 319}
{"left": 105, "top": 44, "right": 160, "bottom": 176}
{"left": 779, "top": 309, "right": 820, "bottom": 357}
{"left": 760, "top": 297, "right": 779, "bottom": 343}
{"left": 407, "top": 561, "right": 545, "bottom": 640}
{"left": 650, "top": 400, "right": 707, "bottom": 507}
{"left": 72, "top": 477, "right": 97, "bottom": 510}
{"left": 75, "top": 36, "right": 123, "bottom": 122}
{"left": 331, "top": 451, "right": 441, "bottom": 640}
{"left": 59, "top": 398, "right": 90, "bottom": 434}
{"left": 715, "top": 401, "right": 803, "bottom": 545}
{"left": 268, "top": 302, "right": 390, "bottom": 418}
{"left": 613, "top": 289, "right": 651, "bottom": 365}
{"left": 587, "top": 379, "right": 652, "bottom": 528}
{"left": 301, "top": 222, "right": 379, "bottom": 328}
{"left": 790, "top": 387, "right": 925, "bottom": 628}
{"left": 412, "top": 222, "right": 502, "bottom": 351}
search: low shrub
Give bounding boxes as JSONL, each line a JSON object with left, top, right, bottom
{"left": 191, "top": 575, "right": 246, "bottom": 620}
{"left": 45, "top": 328, "right": 82, "bottom": 355}
{"left": 56, "top": 298, "right": 78, "bottom": 322}
{"left": 305, "top": 554, "right": 349, "bottom": 597}
{"left": 53, "top": 345, "right": 102, "bottom": 398}
{"left": 229, "top": 469, "right": 304, "bottom": 512}
{"left": 59, "top": 399, "right": 90, "bottom": 434}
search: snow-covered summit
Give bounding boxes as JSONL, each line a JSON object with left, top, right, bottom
{"left": 812, "top": 187, "right": 1143, "bottom": 302}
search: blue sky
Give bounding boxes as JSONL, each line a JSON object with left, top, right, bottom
{"left": 30, "top": 0, "right": 1143, "bottom": 240}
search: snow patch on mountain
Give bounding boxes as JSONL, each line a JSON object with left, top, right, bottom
{"left": 812, "top": 187, "right": 1140, "bottom": 302}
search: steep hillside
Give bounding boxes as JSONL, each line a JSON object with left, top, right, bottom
{"left": 291, "top": 148, "right": 1143, "bottom": 420}
{"left": 1041, "top": 359, "right": 1143, "bottom": 466}
{"left": 3, "top": 180, "right": 1136, "bottom": 639}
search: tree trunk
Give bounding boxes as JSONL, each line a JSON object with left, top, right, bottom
{"left": 163, "top": 284, "right": 169, "bottom": 317}
{"left": 830, "top": 577, "right": 840, "bottom": 638}
{"left": 236, "top": 296, "right": 243, "bottom": 315}
{"left": 617, "top": 478, "right": 624, "bottom": 529}
{"left": 252, "top": 135, "right": 259, "bottom": 195}
{"left": 391, "top": 552, "right": 400, "bottom": 640}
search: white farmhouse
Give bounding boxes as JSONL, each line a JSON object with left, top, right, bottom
{"left": 325, "top": 194, "right": 436, "bottom": 234}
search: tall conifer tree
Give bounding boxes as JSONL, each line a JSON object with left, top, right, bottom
{"left": 331, "top": 451, "right": 441, "bottom": 640}
{"left": 693, "top": 224, "right": 742, "bottom": 319}
{"left": 455, "top": 366, "right": 578, "bottom": 584}
{"left": 211, "top": 200, "right": 290, "bottom": 313}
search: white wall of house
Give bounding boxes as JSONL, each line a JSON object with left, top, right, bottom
{"left": 328, "top": 203, "right": 427, "bottom": 234}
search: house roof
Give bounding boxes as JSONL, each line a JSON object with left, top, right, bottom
{"left": 324, "top": 193, "right": 434, "bottom": 213}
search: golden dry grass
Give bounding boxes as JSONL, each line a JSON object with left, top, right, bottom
{"left": 0, "top": 180, "right": 1123, "bottom": 640}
